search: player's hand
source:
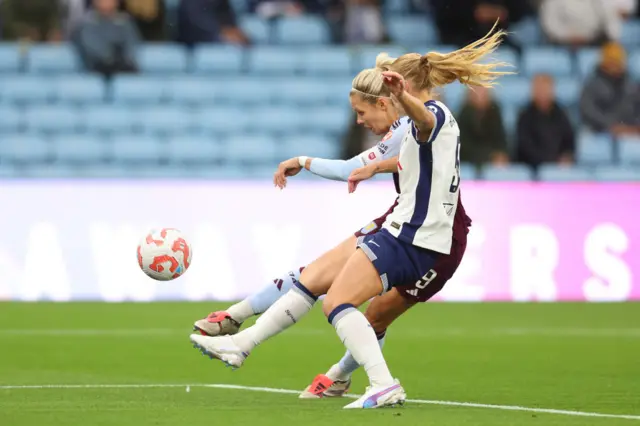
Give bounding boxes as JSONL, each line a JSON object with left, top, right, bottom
{"left": 381, "top": 71, "right": 406, "bottom": 98}
{"left": 347, "top": 164, "right": 376, "bottom": 193}
{"left": 273, "top": 157, "right": 302, "bottom": 189}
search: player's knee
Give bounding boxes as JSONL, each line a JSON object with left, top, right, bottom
{"left": 321, "top": 296, "right": 337, "bottom": 318}
{"left": 364, "top": 309, "right": 388, "bottom": 334}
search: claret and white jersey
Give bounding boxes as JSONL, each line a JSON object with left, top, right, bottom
{"left": 382, "top": 100, "right": 461, "bottom": 254}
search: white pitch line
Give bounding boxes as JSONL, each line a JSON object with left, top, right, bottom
{"left": 0, "top": 383, "right": 639, "bottom": 421}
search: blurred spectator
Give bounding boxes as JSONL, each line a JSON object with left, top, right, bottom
{"left": 612, "top": 0, "right": 638, "bottom": 18}
{"left": 540, "top": 0, "right": 621, "bottom": 46}
{"left": 516, "top": 74, "right": 575, "bottom": 168}
{"left": 0, "top": 0, "right": 63, "bottom": 42}
{"left": 431, "top": 0, "right": 527, "bottom": 52}
{"left": 74, "top": 0, "right": 140, "bottom": 77}
{"left": 343, "top": 0, "right": 386, "bottom": 44}
{"left": 177, "top": 0, "right": 249, "bottom": 46}
{"left": 580, "top": 42, "right": 640, "bottom": 136}
{"left": 120, "top": 0, "right": 166, "bottom": 41}
{"left": 457, "top": 87, "right": 509, "bottom": 167}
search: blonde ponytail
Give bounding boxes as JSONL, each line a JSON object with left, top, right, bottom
{"left": 389, "top": 22, "right": 514, "bottom": 91}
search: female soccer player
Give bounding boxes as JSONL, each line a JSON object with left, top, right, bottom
{"left": 191, "top": 27, "right": 510, "bottom": 408}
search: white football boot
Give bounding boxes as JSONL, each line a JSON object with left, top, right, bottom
{"left": 299, "top": 374, "right": 352, "bottom": 399}
{"left": 190, "top": 334, "right": 248, "bottom": 369}
{"left": 343, "top": 379, "right": 406, "bottom": 409}
{"left": 193, "top": 311, "right": 241, "bottom": 337}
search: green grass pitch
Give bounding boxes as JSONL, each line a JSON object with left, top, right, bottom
{"left": 1, "top": 302, "right": 639, "bottom": 425}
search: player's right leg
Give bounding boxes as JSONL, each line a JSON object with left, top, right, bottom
{"left": 193, "top": 235, "right": 358, "bottom": 337}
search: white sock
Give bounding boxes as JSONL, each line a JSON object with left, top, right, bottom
{"left": 331, "top": 306, "right": 394, "bottom": 388}
{"left": 327, "top": 331, "right": 386, "bottom": 381}
{"left": 225, "top": 299, "right": 255, "bottom": 323}
{"left": 232, "top": 285, "right": 316, "bottom": 353}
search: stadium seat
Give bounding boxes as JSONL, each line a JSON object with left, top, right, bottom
{"left": 494, "top": 77, "right": 531, "bottom": 109}
{"left": 24, "top": 106, "right": 82, "bottom": 134}
{"left": 489, "top": 47, "right": 519, "bottom": 70}
{"left": 193, "top": 45, "right": 244, "bottom": 74}
{"left": 386, "top": 16, "right": 438, "bottom": 45}
{"left": 510, "top": 17, "right": 542, "bottom": 46}
{"left": 111, "top": 76, "right": 166, "bottom": 104}
{"left": 383, "top": 0, "right": 410, "bottom": 14}
{"left": 27, "top": 44, "right": 80, "bottom": 74}
{"left": 618, "top": 135, "right": 640, "bottom": 166}
{"left": 621, "top": 20, "right": 640, "bottom": 47}
{"left": 224, "top": 77, "right": 277, "bottom": 105}
{"left": 138, "top": 44, "right": 189, "bottom": 74}
{"left": 138, "top": 106, "right": 194, "bottom": 136}
{"left": 239, "top": 16, "right": 271, "bottom": 44}
{"left": 275, "top": 16, "right": 331, "bottom": 45}
{"left": 307, "top": 106, "right": 350, "bottom": 135}
{"left": 594, "top": 166, "right": 640, "bottom": 181}
{"left": 24, "top": 164, "right": 82, "bottom": 178}
{"left": 166, "top": 77, "right": 220, "bottom": 105}
{"left": 111, "top": 136, "right": 165, "bottom": 163}
{"left": 0, "top": 107, "right": 23, "bottom": 133}
{"left": 482, "top": 164, "right": 533, "bottom": 181}
{"left": 248, "top": 47, "right": 301, "bottom": 74}
{"left": 353, "top": 45, "right": 406, "bottom": 72}
{"left": 194, "top": 164, "right": 252, "bottom": 179}
{"left": 249, "top": 106, "right": 301, "bottom": 135}
{"left": 576, "top": 132, "right": 613, "bottom": 165}
{"left": 440, "top": 82, "right": 466, "bottom": 114}
{"left": 501, "top": 108, "right": 518, "bottom": 140}
{"left": 301, "top": 47, "right": 353, "bottom": 75}
{"left": 166, "top": 137, "right": 225, "bottom": 163}
{"left": 281, "top": 135, "right": 340, "bottom": 159}
{"left": 630, "top": 50, "right": 640, "bottom": 80}
{"left": 522, "top": 48, "right": 573, "bottom": 77}
{"left": 0, "top": 135, "right": 50, "bottom": 163}
{"left": 0, "top": 163, "right": 19, "bottom": 178}
{"left": 0, "top": 44, "right": 22, "bottom": 73}
{"left": 576, "top": 48, "right": 600, "bottom": 78}
{"left": 537, "top": 165, "right": 592, "bottom": 181}
{"left": 51, "top": 135, "right": 110, "bottom": 164}
{"left": 459, "top": 163, "right": 477, "bottom": 180}
{"left": 85, "top": 105, "right": 138, "bottom": 135}
{"left": 194, "top": 106, "right": 248, "bottom": 135}
{"left": 553, "top": 78, "right": 580, "bottom": 108}
{"left": 224, "top": 135, "right": 278, "bottom": 163}
{"left": 0, "top": 76, "right": 54, "bottom": 104}
{"left": 53, "top": 75, "right": 105, "bottom": 105}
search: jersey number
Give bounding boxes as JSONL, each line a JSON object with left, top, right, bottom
{"left": 449, "top": 136, "right": 461, "bottom": 193}
{"left": 415, "top": 269, "right": 438, "bottom": 289}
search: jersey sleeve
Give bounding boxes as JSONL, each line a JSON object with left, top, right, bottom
{"left": 358, "top": 117, "right": 408, "bottom": 165}
{"left": 308, "top": 156, "right": 365, "bottom": 182}
{"left": 410, "top": 100, "right": 447, "bottom": 144}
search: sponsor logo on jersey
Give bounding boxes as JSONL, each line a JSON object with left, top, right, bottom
{"left": 360, "top": 222, "right": 378, "bottom": 234}
{"left": 381, "top": 131, "right": 393, "bottom": 142}
{"left": 406, "top": 289, "right": 419, "bottom": 297}
{"left": 377, "top": 141, "right": 390, "bottom": 155}
{"left": 390, "top": 222, "right": 401, "bottom": 230}
{"left": 368, "top": 151, "right": 378, "bottom": 161}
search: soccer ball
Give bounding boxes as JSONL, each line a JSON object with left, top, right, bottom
{"left": 137, "top": 228, "right": 192, "bottom": 281}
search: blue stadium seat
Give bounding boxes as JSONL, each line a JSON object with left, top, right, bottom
{"left": 383, "top": 0, "right": 409, "bottom": 14}
{"left": 494, "top": 77, "right": 530, "bottom": 109}
{"left": 522, "top": 48, "right": 573, "bottom": 77}
{"left": 630, "top": 50, "right": 640, "bottom": 80}
{"left": 193, "top": 164, "right": 251, "bottom": 179}
{"left": 274, "top": 78, "right": 324, "bottom": 106}
{"left": 138, "top": 44, "right": 189, "bottom": 73}
{"left": 576, "top": 132, "right": 613, "bottom": 165}
{"left": 554, "top": 77, "right": 581, "bottom": 108}
{"left": 85, "top": 105, "right": 138, "bottom": 135}
{"left": 138, "top": 107, "right": 194, "bottom": 136}
{"left": 228, "top": 0, "right": 248, "bottom": 15}
{"left": 24, "top": 164, "right": 82, "bottom": 178}
{"left": 27, "top": 44, "right": 80, "bottom": 74}
{"left": 111, "top": 136, "right": 165, "bottom": 163}
{"left": 248, "top": 47, "right": 301, "bottom": 74}
{"left": 249, "top": 106, "right": 301, "bottom": 135}
{"left": 510, "top": 17, "right": 542, "bottom": 46}
{"left": 53, "top": 75, "right": 105, "bottom": 105}
{"left": 501, "top": 108, "right": 518, "bottom": 140}
{"left": 225, "top": 78, "right": 277, "bottom": 104}
{"left": 166, "top": 77, "right": 220, "bottom": 105}
{"left": 51, "top": 135, "right": 110, "bottom": 163}
{"left": 491, "top": 48, "right": 519, "bottom": 69}
{"left": 281, "top": 135, "right": 340, "bottom": 159}
{"left": 459, "top": 163, "right": 477, "bottom": 180}
{"left": 386, "top": 16, "right": 437, "bottom": 45}
{"left": 307, "top": 106, "right": 350, "bottom": 135}
{"left": 239, "top": 16, "right": 271, "bottom": 44}
{"left": 537, "top": 165, "right": 592, "bottom": 181}
{"left": 321, "top": 78, "right": 353, "bottom": 106}
{"left": 111, "top": 76, "right": 166, "bottom": 104}
{"left": 0, "top": 44, "right": 22, "bottom": 73}
{"left": 0, "top": 76, "right": 54, "bottom": 104}
{"left": 594, "top": 166, "right": 640, "bottom": 181}
{"left": 353, "top": 45, "right": 406, "bottom": 71}
{"left": 621, "top": 20, "right": 640, "bottom": 47}
{"left": 194, "top": 106, "right": 247, "bottom": 135}
{"left": 225, "top": 135, "right": 278, "bottom": 163}
{"left": 0, "top": 163, "right": 20, "bottom": 178}
{"left": 301, "top": 47, "right": 352, "bottom": 75}
{"left": 0, "top": 107, "right": 23, "bottom": 133}
{"left": 0, "top": 135, "right": 50, "bottom": 163}
{"left": 193, "top": 45, "right": 244, "bottom": 74}
{"left": 166, "top": 137, "right": 224, "bottom": 163}
{"left": 440, "top": 82, "right": 466, "bottom": 114}
{"left": 576, "top": 48, "right": 599, "bottom": 78}
{"left": 618, "top": 135, "right": 640, "bottom": 166}
{"left": 482, "top": 165, "right": 533, "bottom": 181}
{"left": 275, "top": 16, "right": 331, "bottom": 45}
{"left": 24, "top": 106, "right": 82, "bottom": 134}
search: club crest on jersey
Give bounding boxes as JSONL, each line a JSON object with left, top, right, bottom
{"left": 360, "top": 222, "right": 378, "bottom": 235}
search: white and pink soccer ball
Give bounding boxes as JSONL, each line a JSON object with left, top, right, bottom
{"left": 137, "top": 228, "right": 192, "bottom": 281}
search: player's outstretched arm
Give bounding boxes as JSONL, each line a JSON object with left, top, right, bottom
{"left": 273, "top": 155, "right": 364, "bottom": 189}
{"left": 382, "top": 71, "right": 435, "bottom": 140}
